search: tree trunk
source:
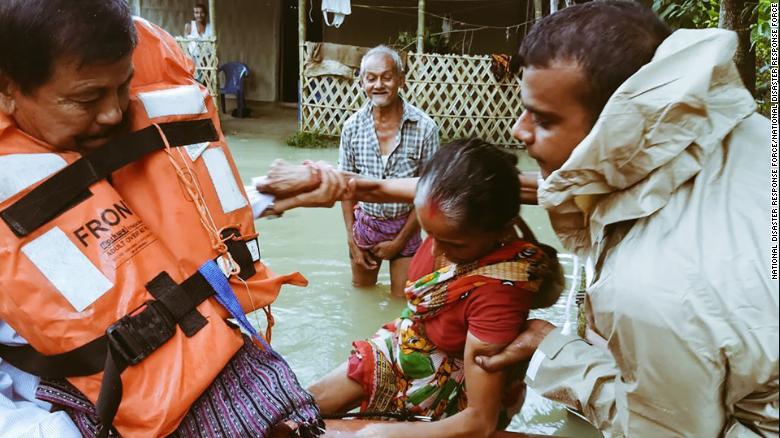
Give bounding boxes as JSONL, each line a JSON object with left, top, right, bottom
{"left": 719, "top": 0, "right": 757, "bottom": 95}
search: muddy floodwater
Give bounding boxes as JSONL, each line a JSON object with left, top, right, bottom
{"left": 223, "top": 108, "right": 600, "bottom": 437}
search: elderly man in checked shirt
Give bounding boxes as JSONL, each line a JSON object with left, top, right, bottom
{"left": 338, "top": 45, "right": 439, "bottom": 296}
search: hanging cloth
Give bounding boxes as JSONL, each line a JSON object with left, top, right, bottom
{"left": 322, "top": 0, "right": 351, "bottom": 28}
{"left": 441, "top": 15, "right": 452, "bottom": 44}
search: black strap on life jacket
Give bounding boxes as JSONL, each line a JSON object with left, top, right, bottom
{"left": 0, "top": 118, "right": 218, "bottom": 237}
{"left": 0, "top": 268, "right": 218, "bottom": 438}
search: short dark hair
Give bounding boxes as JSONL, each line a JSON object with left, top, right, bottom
{"left": 194, "top": 4, "right": 208, "bottom": 13}
{"left": 415, "top": 138, "right": 520, "bottom": 233}
{"left": 0, "top": 0, "right": 137, "bottom": 94}
{"left": 518, "top": 1, "right": 670, "bottom": 119}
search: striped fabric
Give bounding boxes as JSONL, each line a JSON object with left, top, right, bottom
{"left": 36, "top": 337, "right": 324, "bottom": 438}
{"left": 352, "top": 206, "right": 422, "bottom": 258}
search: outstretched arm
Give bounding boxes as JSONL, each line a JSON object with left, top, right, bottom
{"left": 264, "top": 167, "right": 344, "bottom": 212}
{"left": 346, "top": 177, "right": 418, "bottom": 203}
{"left": 257, "top": 163, "right": 540, "bottom": 205}
{"left": 255, "top": 159, "right": 322, "bottom": 198}
{"left": 348, "top": 171, "right": 539, "bottom": 206}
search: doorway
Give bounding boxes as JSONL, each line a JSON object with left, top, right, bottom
{"left": 280, "top": 0, "right": 322, "bottom": 103}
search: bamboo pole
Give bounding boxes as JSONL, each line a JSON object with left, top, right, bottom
{"left": 128, "top": 0, "right": 141, "bottom": 16}
{"left": 299, "top": 0, "right": 307, "bottom": 129}
{"left": 208, "top": 0, "right": 218, "bottom": 107}
{"left": 417, "top": 0, "right": 425, "bottom": 53}
{"left": 299, "top": 0, "right": 306, "bottom": 60}
{"left": 208, "top": 0, "right": 217, "bottom": 38}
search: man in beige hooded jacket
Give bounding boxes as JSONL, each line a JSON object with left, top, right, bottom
{"left": 473, "top": 2, "right": 779, "bottom": 437}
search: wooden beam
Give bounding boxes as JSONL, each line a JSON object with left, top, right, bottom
{"left": 417, "top": 0, "right": 425, "bottom": 53}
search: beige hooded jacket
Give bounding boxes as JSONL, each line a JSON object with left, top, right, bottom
{"left": 526, "top": 29, "right": 778, "bottom": 437}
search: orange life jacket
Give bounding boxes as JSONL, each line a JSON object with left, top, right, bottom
{"left": 0, "top": 18, "right": 306, "bottom": 437}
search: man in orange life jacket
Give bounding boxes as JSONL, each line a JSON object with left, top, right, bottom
{"left": 0, "top": 1, "right": 342, "bottom": 436}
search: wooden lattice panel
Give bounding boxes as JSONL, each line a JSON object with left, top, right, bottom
{"left": 301, "top": 74, "right": 364, "bottom": 138}
{"left": 175, "top": 37, "right": 219, "bottom": 100}
{"left": 301, "top": 48, "right": 523, "bottom": 147}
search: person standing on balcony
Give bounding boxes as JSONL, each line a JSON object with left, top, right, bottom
{"left": 183, "top": 3, "right": 213, "bottom": 85}
{"left": 183, "top": 3, "right": 212, "bottom": 39}
{"left": 339, "top": 45, "right": 439, "bottom": 297}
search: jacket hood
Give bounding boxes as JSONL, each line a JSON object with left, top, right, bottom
{"left": 537, "top": 29, "right": 757, "bottom": 255}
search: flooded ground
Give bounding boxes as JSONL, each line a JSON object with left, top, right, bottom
{"left": 222, "top": 106, "right": 600, "bottom": 437}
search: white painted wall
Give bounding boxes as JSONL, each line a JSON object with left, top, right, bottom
{"left": 136, "top": 0, "right": 280, "bottom": 101}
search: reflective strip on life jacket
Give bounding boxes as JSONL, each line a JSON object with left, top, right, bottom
{"left": 22, "top": 226, "right": 114, "bottom": 312}
{"left": 0, "top": 153, "right": 66, "bottom": 204}
{"left": 201, "top": 147, "right": 249, "bottom": 214}
{"left": 136, "top": 84, "right": 207, "bottom": 118}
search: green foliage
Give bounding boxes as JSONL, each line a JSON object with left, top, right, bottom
{"left": 285, "top": 130, "right": 338, "bottom": 149}
{"left": 751, "top": 0, "right": 771, "bottom": 114}
{"left": 750, "top": 0, "right": 771, "bottom": 49}
{"left": 652, "top": 0, "right": 770, "bottom": 115}
{"left": 652, "top": 0, "right": 720, "bottom": 29}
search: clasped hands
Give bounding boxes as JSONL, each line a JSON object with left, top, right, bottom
{"left": 255, "top": 159, "right": 375, "bottom": 209}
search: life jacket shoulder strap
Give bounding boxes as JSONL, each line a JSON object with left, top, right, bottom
{"left": 1, "top": 119, "right": 218, "bottom": 237}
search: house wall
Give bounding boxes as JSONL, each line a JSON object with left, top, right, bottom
{"left": 319, "top": 0, "right": 531, "bottom": 56}
{"left": 134, "top": 0, "right": 280, "bottom": 101}
{"left": 130, "top": 1, "right": 531, "bottom": 102}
